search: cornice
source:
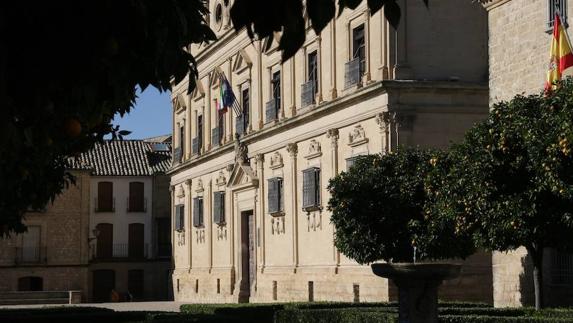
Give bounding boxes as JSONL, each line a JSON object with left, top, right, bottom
{"left": 482, "top": 0, "right": 512, "bottom": 11}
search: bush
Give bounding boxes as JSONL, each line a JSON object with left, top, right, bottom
{"left": 439, "top": 315, "right": 573, "bottom": 323}
{"left": 274, "top": 308, "right": 397, "bottom": 323}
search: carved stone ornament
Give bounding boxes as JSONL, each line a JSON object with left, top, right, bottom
{"left": 375, "top": 112, "right": 391, "bottom": 131}
{"left": 269, "top": 152, "right": 284, "bottom": 169}
{"left": 348, "top": 124, "right": 369, "bottom": 147}
{"left": 307, "top": 212, "right": 322, "bottom": 232}
{"left": 234, "top": 133, "right": 249, "bottom": 164}
{"left": 271, "top": 216, "right": 286, "bottom": 235}
{"left": 216, "top": 171, "right": 227, "bottom": 187}
{"left": 196, "top": 179, "right": 204, "bottom": 193}
{"left": 286, "top": 142, "right": 298, "bottom": 157}
{"left": 196, "top": 229, "right": 206, "bottom": 244}
{"left": 326, "top": 128, "right": 339, "bottom": 144}
{"left": 217, "top": 226, "right": 228, "bottom": 241}
{"left": 177, "top": 231, "right": 186, "bottom": 246}
{"left": 304, "top": 139, "right": 322, "bottom": 159}
{"left": 176, "top": 185, "right": 185, "bottom": 198}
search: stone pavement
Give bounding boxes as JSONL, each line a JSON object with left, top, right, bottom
{"left": 0, "top": 301, "right": 184, "bottom": 312}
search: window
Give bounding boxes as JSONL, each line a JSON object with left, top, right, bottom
{"left": 193, "top": 197, "right": 204, "bottom": 227}
{"left": 242, "top": 87, "right": 249, "bottom": 130}
{"left": 96, "top": 223, "right": 113, "bottom": 259}
{"left": 97, "top": 182, "right": 114, "bottom": 212}
{"left": 352, "top": 24, "right": 366, "bottom": 76}
{"left": 551, "top": 250, "right": 573, "bottom": 285}
{"left": 18, "top": 277, "right": 43, "bottom": 291}
{"left": 213, "top": 101, "right": 225, "bottom": 147}
{"left": 548, "top": 0, "right": 568, "bottom": 29}
{"left": 128, "top": 223, "right": 145, "bottom": 259}
{"left": 198, "top": 114, "right": 204, "bottom": 151}
{"left": 20, "top": 226, "right": 41, "bottom": 263}
{"left": 180, "top": 124, "right": 185, "bottom": 158}
{"left": 213, "top": 191, "right": 226, "bottom": 224}
{"left": 272, "top": 71, "right": 281, "bottom": 113}
{"left": 175, "top": 204, "right": 185, "bottom": 231}
{"left": 267, "top": 177, "right": 284, "bottom": 214}
{"left": 128, "top": 182, "right": 145, "bottom": 212}
{"left": 302, "top": 167, "right": 321, "bottom": 210}
{"left": 308, "top": 51, "right": 318, "bottom": 96}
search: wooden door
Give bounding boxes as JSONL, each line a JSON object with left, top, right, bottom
{"left": 127, "top": 269, "right": 144, "bottom": 300}
{"left": 93, "top": 270, "right": 115, "bottom": 302}
{"left": 96, "top": 223, "right": 113, "bottom": 259}
{"left": 240, "top": 210, "right": 255, "bottom": 302}
{"left": 129, "top": 223, "right": 145, "bottom": 259}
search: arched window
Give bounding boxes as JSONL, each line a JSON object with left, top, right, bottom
{"left": 18, "top": 276, "right": 43, "bottom": 291}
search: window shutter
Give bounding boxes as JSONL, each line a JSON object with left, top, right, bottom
{"left": 268, "top": 178, "right": 278, "bottom": 214}
{"left": 193, "top": 198, "right": 200, "bottom": 227}
{"left": 235, "top": 115, "right": 244, "bottom": 136}
{"left": 213, "top": 192, "right": 225, "bottom": 224}
{"left": 192, "top": 137, "right": 199, "bottom": 155}
{"left": 314, "top": 168, "right": 321, "bottom": 206}
{"left": 278, "top": 178, "right": 284, "bottom": 212}
{"left": 175, "top": 205, "right": 181, "bottom": 230}
{"left": 212, "top": 128, "right": 220, "bottom": 147}
{"left": 199, "top": 198, "right": 204, "bottom": 226}
{"left": 303, "top": 169, "right": 316, "bottom": 208}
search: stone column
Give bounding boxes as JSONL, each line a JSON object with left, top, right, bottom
{"left": 393, "top": 0, "right": 412, "bottom": 79}
{"left": 170, "top": 185, "right": 176, "bottom": 261}
{"left": 380, "top": 10, "right": 390, "bottom": 80}
{"left": 287, "top": 142, "right": 299, "bottom": 272}
{"left": 208, "top": 179, "right": 213, "bottom": 273}
{"left": 330, "top": 19, "right": 338, "bottom": 100}
{"left": 185, "top": 179, "right": 193, "bottom": 269}
{"left": 326, "top": 129, "right": 340, "bottom": 269}
{"left": 376, "top": 112, "right": 391, "bottom": 154}
{"left": 258, "top": 40, "right": 264, "bottom": 129}
{"left": 316, "top": 36, "right": 323, "bottom": 104}
{"left": 255, "top": 154, "right": 266, "bottom": 272}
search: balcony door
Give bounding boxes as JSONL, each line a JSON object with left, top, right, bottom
{"left": 21, "top": 226, "right": 41, "bottom": 263}
{"left": 129, "top": 223, "right": 145, "bottom": 259}
{"left": 128, "top": 182, "right": 145, "bottom": 212}
{"left": 96, "top": 223, "right": 113, "bottom": 259}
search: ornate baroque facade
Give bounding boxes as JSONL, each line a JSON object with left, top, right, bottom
{"left": 169, "top": 0, "right": 491, "bottom": 303}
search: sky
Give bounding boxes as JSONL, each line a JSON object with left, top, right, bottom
{"left": 111, "top": 87, "right": 172, "bottom": 140}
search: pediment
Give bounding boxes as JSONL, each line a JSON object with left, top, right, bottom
{"left": 262, "top": 33, "right": 281, "bottom": 55}
{"left": 227, "top": 162, "right": 259, "bottom": 189}
{"left": 173, "top": 93, "right": 187, "bottom": 111}
{"left": 192, "top": 79, "right": 205, "bottom": 102}
{"left": 210, "top": 67, "right": 224, "bottom": 89}
{"left": 232, "top": 49, "right": 253, "bottom": 75}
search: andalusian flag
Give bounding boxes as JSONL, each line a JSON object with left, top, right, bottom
{"left": 545, "top": 13, "right": 573, "bottom": 91}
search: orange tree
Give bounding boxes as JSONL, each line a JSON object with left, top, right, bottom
{"left": 327, "top": 148, "right": 475, "bottom": 264}
{"left": 426, "top": 80, "right": 573, "bottom": 309}
{"left": 0, "top": 0, "right": 440, "bottom": 234}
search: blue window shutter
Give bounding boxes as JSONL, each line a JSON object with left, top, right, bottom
{"left": 193, "top": 198, "right": 200, "bottom": 227}
{"left": 268, "top": 178, "right": 278, "bottom": 214}
{"left": 175, "top": 205, "right": 181, "bottom": 230}
{"left": 303, "top": 169, "right": 316, "bottom": 208}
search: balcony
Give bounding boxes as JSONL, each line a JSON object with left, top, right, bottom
{"left": 212, "top": 128, "right": 221, "bottom": 147}
{"left": 92, "top": 243, "right": 149, "bottom": 261}
{"left": 301, "top": 80, "right": 315, "bottom": 108}
{"left": 94, "top": 197, "right": 115, "bottom": 213}
{"left": 265, "top": 99, "right": 278, "bottom": 123}
{"left": 14, "top": 246, "right": 47, "bottom": 265}
{"left": 192, "top": 137, "right": 201, "bottom": 156}
{"left": 172, "top": 147, "right": 182, "bottom": 165}
{"left": 127, "top": 197, "right": 147, "bottom": 213}
{"left": 235, "top": 115, "right": 246, "bottom": 136}
{"left": 344, "top": 57, "right": 362, "bottom": 89}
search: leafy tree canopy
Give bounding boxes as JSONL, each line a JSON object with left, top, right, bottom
{"left": 427, "top": 80, "right": 573, "bottom": 308}
{"left": 328, "top": 148, "right": 475, "bottom": 264}
{"left": 0, "top": 0, "right": 419, "bottom": 235}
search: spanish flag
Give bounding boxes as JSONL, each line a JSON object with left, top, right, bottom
{"left": 545, "top": 13, "right": 573, "bottom": 91}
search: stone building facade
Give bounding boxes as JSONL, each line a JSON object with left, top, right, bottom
{"left": 169, "top": 0, "right": 492, "bottom": 303}
{"left": 78, "top": 139, "right": 173, "bottom": 302}
{"left": 0, "top": 170, "right": 91, "bottom": 300}
{"left": 485, "top": 0, "right": 573, "bottom": 308}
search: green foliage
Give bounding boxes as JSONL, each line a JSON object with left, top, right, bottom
{"left": 327, "top": 148, "right": 475, "bottom": 263}
{"left": 274, "top": 308, "right": 398, "bottom": 323}
{"left": 438, "top": 315, "right": 573, "bottom": 323}
{"left": 0, "top": 1, "right": 216, "bottom": 235}
{"left": 427, "top": 79, "right": 573, "bottom": 257}
{"left": 230, "top": 0, "right": 410, "bottom": 61}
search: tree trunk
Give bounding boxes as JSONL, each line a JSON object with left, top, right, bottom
{"left": 528, "top": 246, "right": 544, "bottom": 310}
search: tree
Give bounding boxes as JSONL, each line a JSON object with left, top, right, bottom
{"left": 427, "top": 80, "right": 573, "bottom": 309}
{"left": 327, "top": 148, "right": 475, "bottom": 264}
{"left": 0, "top": 1, "right": 216, "bottom": 236}
{"left": 0, "top": 0, "right": 422, "bottom": 234}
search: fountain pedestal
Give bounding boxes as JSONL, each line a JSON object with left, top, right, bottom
{"left": 371, "top": 263, "right": 461, "bottom": 323}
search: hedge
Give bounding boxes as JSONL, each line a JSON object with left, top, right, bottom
{"left": 274, "top": 308, "right": 397, "bottom": 323}
{"left": 439, "top": 315, "right": 573, "bottom": 323}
